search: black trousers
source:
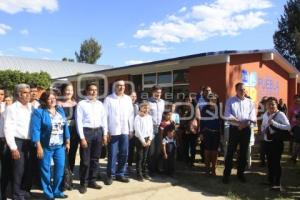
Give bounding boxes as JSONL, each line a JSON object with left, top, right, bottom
{"left": 68, "top": 125, "right": 79, "bottom": 172}
{"left": 127, "top": 136, "right": 136, "bottom": 166}
{"left": 31, "top": 146, "right": 41, "bottom": 189}
{"left": 183, "top": 134, "right": 198, "bottom": 164}
{"left": 0, "top": 139, "right": 11, "bottom": 200}
{"left": 12, "top": 138, "right": 34, "bottom": 200}
{"left": 135, "top": 140, "right": 149, "bottom": 176}
{"left": 265, "top": 140, "right": 283, "bottom": 186}
{"left": 163, "top": 142, "right": 176, "bottom": 175}
{"left": 223, "top": 126, "right": 251, "bottom": 177}
{"left": 79, "top": 128, "right": 103, "bottom": 186}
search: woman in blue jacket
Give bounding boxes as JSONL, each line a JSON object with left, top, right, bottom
{"left": 31, "top": 90, "right": 70, "bottom": 200}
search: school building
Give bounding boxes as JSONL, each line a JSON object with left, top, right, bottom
{"left": 58, "top": 50, "right": 300, "bottom": 109}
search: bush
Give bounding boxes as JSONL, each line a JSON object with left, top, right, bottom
{"left": 0, "top": 70, "right": 51, "bottom": 91}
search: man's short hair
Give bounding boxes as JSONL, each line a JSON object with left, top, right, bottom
{"left": 29, "top": 83, "right": 38, "bottom": 89}
{"left": 151, "top": 85, "right": 162, "bottom": 93}
{"left": 15, "top": 83, "right": 30, "bottom": 95}
{"left": 85, "top": 82, "right": 98, "bottom": 91}
{"left": 235, "top": 82, "right": 244, "bottom": 91}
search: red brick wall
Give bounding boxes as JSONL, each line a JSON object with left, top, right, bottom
{"left": 188, "top": 63, "right": 227, "bottom": 103}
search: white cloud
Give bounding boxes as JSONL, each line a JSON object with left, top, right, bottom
{"left": 117, "top": 42, "right": 126, "bottom": 48}
{"left": 125, "top": 60, "right": 152, "bottom": 65}
{"left": 19, "top": 46, "right": 52, "bottom": 53}
{"left": 0, "top": 24, "right": 11, "bottom": 35}
{"left": 139, "top": 45, "right": 168, "bottom": 53}
{"left": 19, "top": 46, "right": 36, "bottom": 52}
{"left": 0, "top": 0, "right": 58, "bottom": 14}
{"left": 178, "top": 6, "right": 187, "bottom": 13}
{"left": 20, "top": 29, "right": 29, "bottom": 35}
{"left": 37, "top": 47, "right": 52, "bottom": 53}
{"left": 134, "top": 0, "right": 272, "bottom": 47}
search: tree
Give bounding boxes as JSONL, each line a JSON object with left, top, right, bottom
{"left": 0, "top": 70, "right": 51, "bottom": 91}
{"left": 75, "top": 37, "right": 102, "bottom": 64}
{"left": 62, "top": 57, "right": 75, "bottom": 62}
{"left": 274, "top": 0, "right": 300, "bottom": 69}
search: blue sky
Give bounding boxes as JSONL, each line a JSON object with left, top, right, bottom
{"left": 0, "top": 0, "right": 288, "bottom": 67}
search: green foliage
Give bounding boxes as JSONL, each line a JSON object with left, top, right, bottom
{"left": 75, "top": 37, "right": 102, "bottom": 64}
{"left": 0, "top": 70, "right": 51, "bottom": 91}
{"left": 274, "top": 0, "right": 300, "bottom": 69}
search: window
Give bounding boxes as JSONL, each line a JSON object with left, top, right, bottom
{"left": 158, "top": 72, "right": 172, "bottom": 84}
{"left": 173, "top": 69, "right": 188, "bottom": 84}
{"left": 98, "top": 79, "right": 105, "bottom": 97}
{"left": 173, "top": 85, "right": 189, "bottom": 101}
{"left": 161, "top": 87, "right": 173, "bottom": 100}
{"left": 144, "top": 73, "right": 156, "bottom": 85}
{"left": 131, "top": 75, "right": 143, "bottom": 93}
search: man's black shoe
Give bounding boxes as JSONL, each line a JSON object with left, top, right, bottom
{"left": 55, "top": 194, "right": 68, "bottom": 199}
{"left": 270, "top": 185, "right": 282, "bottom": 192}
{"left": 116, "top": 176, "right": 130, "bottom": 183}
{"left": 222, "top": 176, "right": 229, "bottom": 184}
{"left": 88, "top": 182, "right": 102, "bottom": 189}
{"left": 104, "top": 177, "right": 113, "bottom": 185}
{"left": 137, "top": 175, "right": 144, "bottom": 182}
{"left": 79, "top": 185, "right": 87, "bottom": 194}
{"left": 143, "top": 174, "right": 151, "bottom": 180}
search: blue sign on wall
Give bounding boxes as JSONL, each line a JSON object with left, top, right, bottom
{"left": 242, "top": 69, "right": 257, "bottom": 87}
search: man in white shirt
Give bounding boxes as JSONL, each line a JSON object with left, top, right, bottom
{"left": 4, "top": 84, "right": 33, "bottom": 200}
{"left": 148, "top": 85, "right": 165, "bottom": 174}
{"left": 222, "top": 82, "right": 256, "bottom": 184}
{"left": 76, "top": 82, "right": 107, "bottom": 194}
{"left": 104, "top": 80, "right": 134, "bottom": 185}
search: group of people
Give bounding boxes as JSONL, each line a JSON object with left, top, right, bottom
{"left": 0, "top": 80, "right": 295, "bottom": 200}
{"left": 222, "top": 83, "right": 292, "bottom": 192}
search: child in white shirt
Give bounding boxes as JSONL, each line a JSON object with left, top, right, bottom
{"left": 134, "top": 101, "right": 153, "bottom": 181}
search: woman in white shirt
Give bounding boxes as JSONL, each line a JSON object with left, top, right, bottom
{"left": 261, "top": 97, "right": 290, "bottom": 191}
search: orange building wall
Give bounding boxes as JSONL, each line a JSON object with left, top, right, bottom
{"left": 188, "top": 63, "right": 227, "bottom": 102}
{"left": 226, "top": 54, "right": 289, "bottom": 106}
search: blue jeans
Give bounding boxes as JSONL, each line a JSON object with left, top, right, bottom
{"left": 40, "top": 146, "right": 65, "bottom": 199}
{"left": 107, "top": 134, "right": 129, "bottom": 177}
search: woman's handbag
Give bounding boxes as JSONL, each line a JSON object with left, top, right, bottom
{"left": 266, "top": 112, "right": 290, "bottom": 141}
